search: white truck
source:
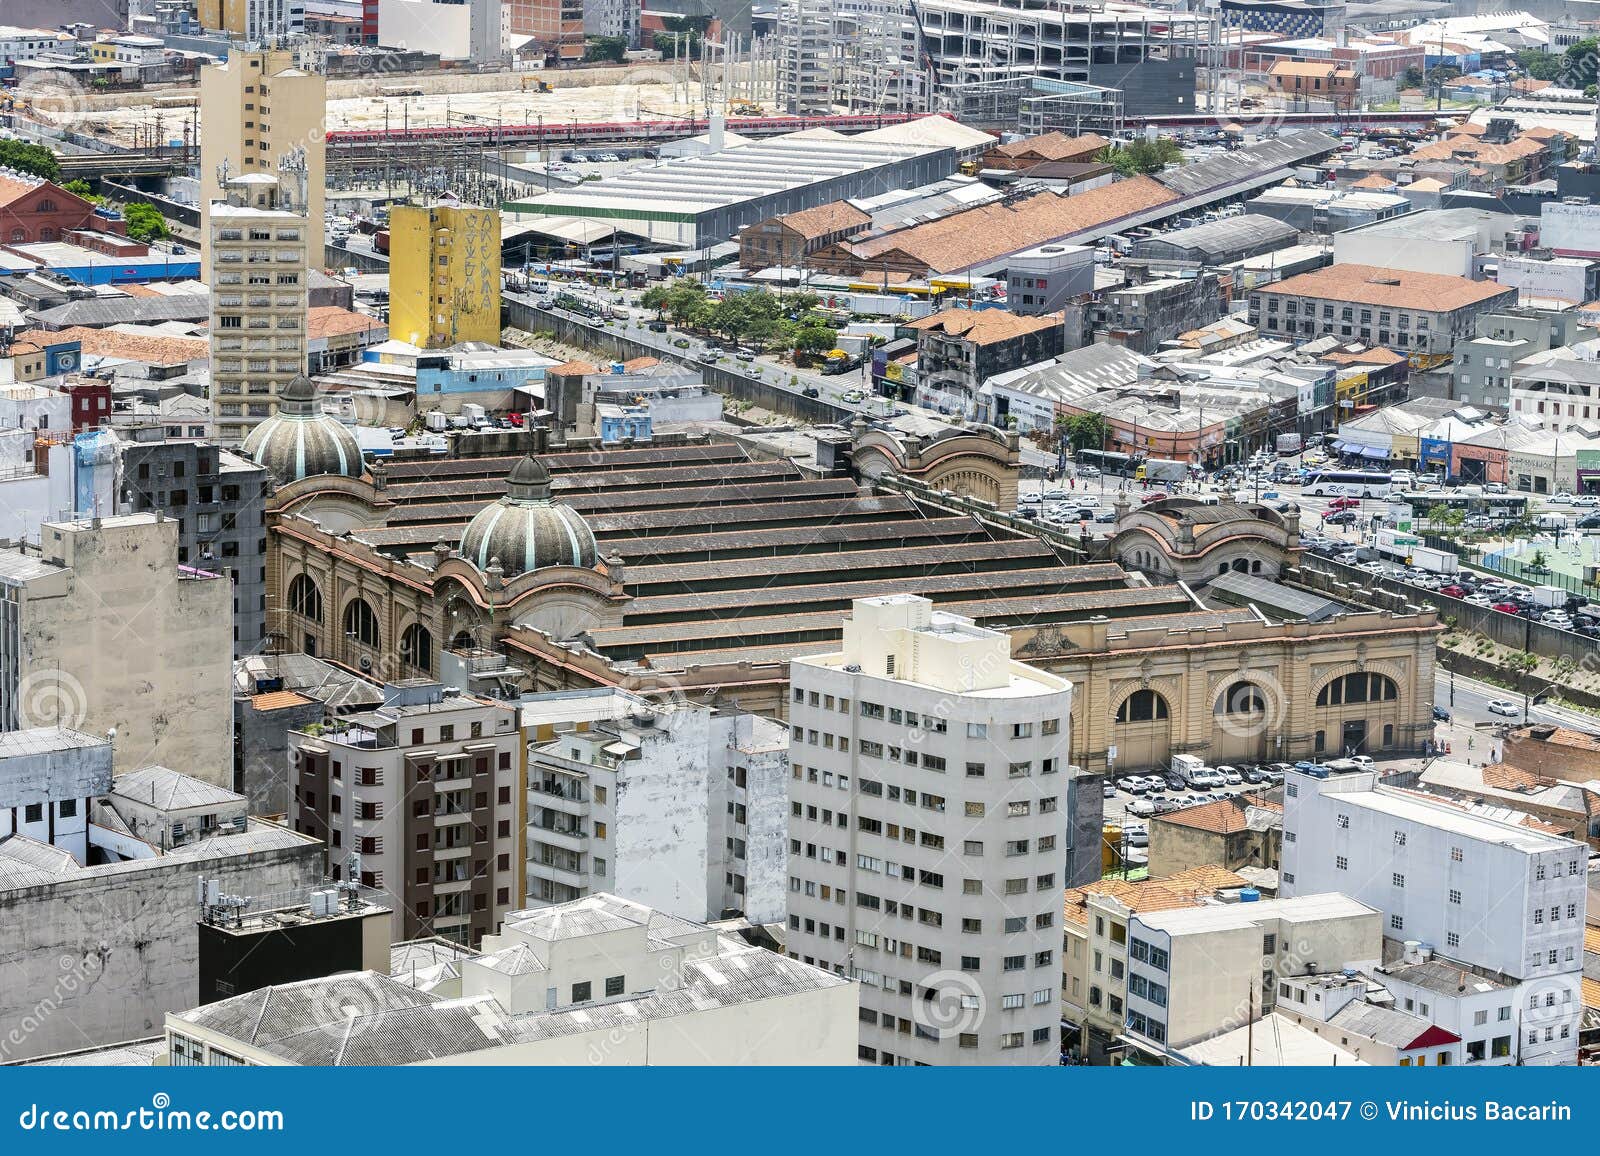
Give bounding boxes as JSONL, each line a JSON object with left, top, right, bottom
{"left": 1531, "top": 585, "right": 1569, "bottom": 609}
{"left": 1375, "top": 529, "right": 1458, "bottom": 574}
{"left": 1275, "top": 433, "right": 1303, "bottom": 456}
{"left": 1171, "top": 753, "right": 1221, "bottom": 788}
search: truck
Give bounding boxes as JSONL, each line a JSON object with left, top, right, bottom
{"left": 1531, "top": 585, "right": 1569, "bottom": 609}
{"left": 1170, "top": 753, "right": 1221, "bottom": 788}
{"left": 1373, "top": 529, "right": 1457, "bottom": 573}
{"left": 1136, "top": 458, "right": 1188, "bottom": 484}
{"left": 461, "top": 403, "right": 489, "bottom": 430}
{"left": 1275, "top": 433, "right": 1303, "bottom": 456}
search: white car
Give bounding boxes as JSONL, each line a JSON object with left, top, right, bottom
{"left": 1076, "top": 465, "right": 1101, "bottom": 479}
{"left": 1487, "top": 699, "right": 1521, "bottom": 717}
{"left": 1464, "top": 593, "right": 1493, "bottom": 607}
{"left": 1214, "top": 765, "right": 1244, "bottom": 785}
{"left": 1575, "top": 496, "right": 1599, "bottom": 508}
{"left": 1116, "top": 776, "right": 1150, "bottom": 794}
{"left": 1348, "top": 754, "right": 1375, "bottom": 769}
{"left": 1552, "top": 492, "right": 1574, "bottom": 503}
{"left": 1127, "top": 798, "right": 1157, "bottom": 818}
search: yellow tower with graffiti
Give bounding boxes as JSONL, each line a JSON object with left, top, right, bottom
{"left": 389, "top": 205, "right": 503, "bottom": 349}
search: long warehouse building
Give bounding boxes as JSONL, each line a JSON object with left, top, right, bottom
{"left": 505, "top": 118, "right": 988, "bottom": 249}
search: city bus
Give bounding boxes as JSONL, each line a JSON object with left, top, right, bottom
{"left": 1302, "top": 469, "right": 1393, "bottom": 498}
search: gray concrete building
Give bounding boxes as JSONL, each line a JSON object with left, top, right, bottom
{"left": 1449, "top": 305, "right": 1585, "bottom": 409}
{"left": 0, "top": 515, "right": 233, "bottom": 784}
{"left": 0, "top": 760, "right": 322, "bottom": 1062}
{"left": 117, "top": 433, "right": 270, "bottom": 656}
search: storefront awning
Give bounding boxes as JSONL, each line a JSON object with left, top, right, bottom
{"left": 1360, "top": 446, "right": 1390, "bottom": 460}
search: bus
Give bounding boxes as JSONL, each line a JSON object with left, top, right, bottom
{"left": 1302, "top": 469, "right": 1392, "bottom": 498}
{"left": 1073, "top": 449, "right": 1137, "bottom": 477}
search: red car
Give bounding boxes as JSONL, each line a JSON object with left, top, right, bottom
{"left": 1328, "top": 497, "right": 1360, "bottom": 511}
{"left": 1140, "top": 493, "right": 1164, "bottom": 504}
{"left": 1493, "top": 602, "right": 1520, "bottom": 614}
{"left": 1439, "top": 585, "right": 1466, "bottom": 598}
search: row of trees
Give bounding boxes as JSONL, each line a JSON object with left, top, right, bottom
{"left": 641, "top": 280, "right": 839, "bottom": 353}
{"left": 1516, "top": 40, "right": 1598, "bottom": 87}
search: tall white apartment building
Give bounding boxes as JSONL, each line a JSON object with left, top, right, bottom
{"left": 1282, "top": 769, "right": 1587, "bottom": 1065}
{"left": 207, "top": 171, "right": 309, "bottom": 443}
{"left": 787, "top": 594, "right": 1074, "bottom": 1066}
{"left": 522, "top": 688, "right": 789, "bottom": 926}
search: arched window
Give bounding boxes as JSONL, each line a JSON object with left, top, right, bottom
{"left": 37, "top": 227, "right": 54, "bottom": 242}
{"left": 1316, "top": 672, "right": 1399, "bottom": 707}
{"left": 8, "top": 228, "right": 23, "bottom": 243}
{"left": 401, "top": 623, "right": 433, "bottom": 671}
{"left": 1116, "top": 689, "right": 1170, "bottom": 724}
{"left": 287, "top": 573, "right": 322, "bottom": 622}
{"left": 451, "top": 629, "right": 476, "bottom": 651}
{"left": 343, "top": 598, "right": 379, "bottom": 649}
{"left": 1215, "top": 680, "right": 1267, "bottom": 715}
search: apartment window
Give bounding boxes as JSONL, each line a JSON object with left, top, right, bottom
{"left": 1335, "top": 856, "right": 1347, "bottom": 871}
{"left": 1449, "top": 889, "right": 1461, "bottom": 905}
{"left": 605, "top": 976, "right": 625, "bottom": 997}
{"left": 572, "top": 982, "right": 591, "bottom": 1003}
{"left": 1392, "top": 873, "right": 1405, "bottom": 888}
{"left": 1390, "top": 915, "right": 1403, "bottom": 930}
{"left": 1451, "top": 846, "right": 1463, "bottom": 862}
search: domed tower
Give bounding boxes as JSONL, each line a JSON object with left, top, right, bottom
{"left": 459, "top": 455, "right": 598, "bottom": 577}
{"left": 240, "top": 377, "right": 365, "bottom": 486}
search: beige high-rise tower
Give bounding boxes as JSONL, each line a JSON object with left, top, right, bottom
{"left": 207, "top": 164, "right": 311, "bottom": 443}
{"left": 199, "top": 47, "right": 325, "bottom": 261}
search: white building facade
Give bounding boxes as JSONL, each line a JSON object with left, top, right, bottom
{"left": 523, "top": 688, "right": 789, "bottom": 926}
{"left": 1281, "top": 769, "right": 1586, "bottom": 1065}
{"left": 787, "top": 594, "right": 1074, "bottom": 1065}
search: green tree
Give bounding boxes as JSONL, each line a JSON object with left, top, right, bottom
{"left": 1426, "top": 502, "right": 1450, "bottom": 528}
{"left": 1528, "top": 549, "right": 1549, "bottom": 573}
{"left": 1402, "top": 65, "right": 1424, "bottom": 89}
{"left": 794, "top": 324, "right": 835, "bottom": 354}
{"left": 641, "top": 284, "right": 672, "bottom": 318}
{"left": 1055, "top": 411, "right": 1108, "bottom": 453}
{"left": 1095, "top": 136, "right": 1183, "bottom": 177}
{"left": 0, "top": 139, "right": 60, "bottom": 182}
{"left": 122, "top": 201, "right": 169, "bottom": 243}
{"left": 584, "top": 36, "right": 627, "bottom": 63}
{"left": 658, "top": 278, "right": 707, "bottom": 326}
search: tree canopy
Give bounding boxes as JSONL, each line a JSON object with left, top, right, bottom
{"left": 0, "top": 139, "right": 60, "bottom": 182}
{"left": 122, "top": 202, "right": 169, "bottom": 243}
{"left": 1095, "top": 137, "right": 1183, "bottom": 177}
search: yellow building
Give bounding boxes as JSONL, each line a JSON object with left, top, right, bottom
{"left": 388, "top": 205, "right": 503, "bottom": 348}
{"left": 198, "top": 48, "right": 325, "bottom": 263}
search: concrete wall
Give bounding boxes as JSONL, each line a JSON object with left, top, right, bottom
{"left": 614, "top": 710, "right": 715, "bottom": 922}
{"left": 24, "top": 517, "right": 234, "bottom": 782}
{"left": 0, "top": 833, "right": 322, "bottom": 1062}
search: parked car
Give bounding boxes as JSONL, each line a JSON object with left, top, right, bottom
{"left": 1487, "top": 699, "right": 1521, "bottom": 717}
{"left": 1094, "top": 509, "right": 1118, "bottom": 523}
{"left": 1324, "top": 510, "right": 1358, "bottom": 525}
{"left": 1103, "top": 782, "right": 1117, "bottom": 799}
{"left": 1439, "top": 584, "right": 1466, "bottom": 598}
{"left": 1493, "top": 602, "right": 1520, "bottom": 614}
{"left": 1116, "top": 776, "right": 1150, "bottom": 794}
{"left": 1127, "top": 798, "right": 1157, "bottom": 817}
{"left": 1348, "top": 754, "right": 1375, "bottom": 769}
